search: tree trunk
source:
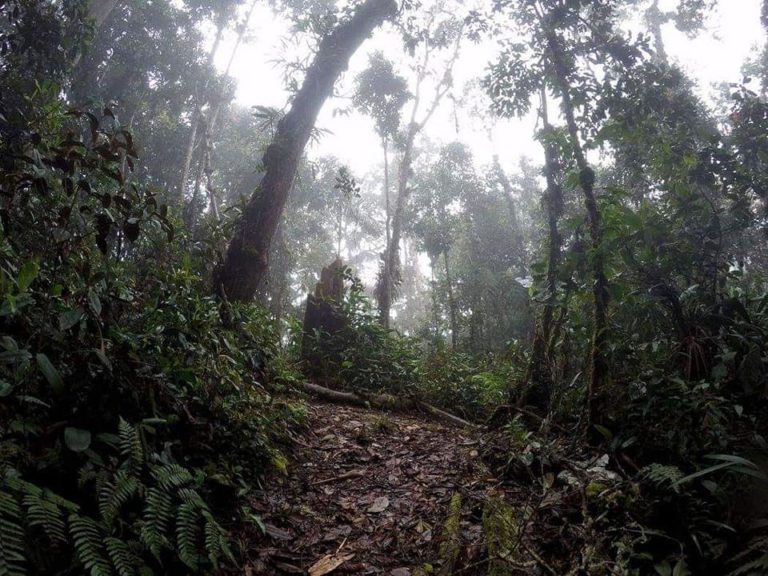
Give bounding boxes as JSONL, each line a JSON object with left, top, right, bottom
{"left": 215, "top": 0, "right": 397, "bottom": 301}
{"left": 378, "top": 23, "right": 463, "bottom": 327}
{"left": 444, "top": 249, "right": 459, "bottom": 349}
{"left": 546, "top": 30, "right": 610, "bottom": 427}
{"left": 379, "top": 122, "right": 418, "bottom": 327}
{"left": 493, "top": 155, "right": 528, "bottom": 268}
{"left": 521, "top": 89, "right": 563, "bottom": 412}
{"left": 178, "top": 24, "right": 224, "bottom": 206}
{"left": 646, "top": 0, "right": 669, "bottom": 63}
{"left": 72, "top": 0, "right": 121, "bottom": 68}
{"left": 383, "top": 137, "right": 391, "bottom": 256}
{"left": 197, "top": 0, "right": 259, "bottom": 224}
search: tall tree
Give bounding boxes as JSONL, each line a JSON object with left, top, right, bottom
{"left": 485, "top": 0, "right": 648, "bottom": 422}
{"left": 378, "top": 5, "right": 464, "bottom": 327}
{"left": 215, "top": 0, "right": 397, "bottom": 302}
{"left": 353, "top": 51, "right": 410, "bottom": 283}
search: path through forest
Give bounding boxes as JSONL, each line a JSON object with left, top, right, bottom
{"left": 249, "top": 401, "right": 510, "bottom": 575}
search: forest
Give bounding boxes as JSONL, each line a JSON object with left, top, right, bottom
{"left": 1, "top": 0, "right": 768, "bottom": 574}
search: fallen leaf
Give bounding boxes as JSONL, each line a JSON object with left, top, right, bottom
{"left": 368, "top": 496, "right": 390, "bottom": 513}
{"left": 308, "top": 553, "right": 354, "bottom": 576}
{"left": 391, "top": 569, "right": 411, "bottom": 576}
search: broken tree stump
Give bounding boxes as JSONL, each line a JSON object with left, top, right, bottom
{"left": 301, "top": 257, "right": 349, "bottom": 370}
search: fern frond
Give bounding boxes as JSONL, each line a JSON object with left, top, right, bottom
{"left": 22, "top": 491, "right": 67, "bottom": 543}
{"left": 639, "top": 463, "right": 684, "bottom": 491}
{"left": 0, "top": 490, "right": 27, "bottom": 576}
{"left": 202, "top": 510, "right": 234, "bottom": 569}
{"left": 69, "top": 513, "right": 111, "bottom": 576}
{"left": 105, "top": 537, "right": 136, "bottom": 576}
{"left": 175, "top": 502, "right": 201, "bottom": 571}
{"left": 729, "top": 534, "right": 768, "bottom": 576}
{"left": 98, "top": 470, "right": 140, "bottom": 528}
{"left": 151, "top": 464, "right": 192, "bottom": 492}
{"left": 118, "top": 418, "right": 143, "bottom": 473}
{"left": 139, "top": 487, "right": 172, "bottom": 559}
{"left": 176, "top": 487, "right": 206, "bottom": 509}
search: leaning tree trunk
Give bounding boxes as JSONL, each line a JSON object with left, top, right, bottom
{"left": 215, "top": 0, "right": 397, "bottom": 301}
{"left": 546, "top": 31, "right": 610, "bottom": 427}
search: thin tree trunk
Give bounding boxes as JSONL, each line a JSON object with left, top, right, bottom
{"left": 546, "top": 30, "right": 610, "bottom": 427}
{"left": 215, "top": 0, "right": 397, "bottom": 301}
{"left": 383, "top": 137, "right": 391, "bottom": 253}
{"left": 178, "top": 24, "right": 225, "bottom": 206}
{"left": 493, "top": 155, "right": 528, "bottom": 268}
{"left": 521, "top": 88, "right": 563, "bottom": 412}
{"left": 198, "top": 0, "right": 260, "bottom": 222}
{"left": 444, "top": 250, "right": 458, "bottom": 350}
{"left": 72, "top": 0, "right": 121, "bottom": 68}
{"left": 379, "top": 24, "right": 463, "bottom": 327}
{"left": 646, "top": 0, "right": 669, "bottom": 63}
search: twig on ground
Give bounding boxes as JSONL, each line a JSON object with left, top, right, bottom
{"left": 311, "top": 469, "right": 364, "bottom": 486}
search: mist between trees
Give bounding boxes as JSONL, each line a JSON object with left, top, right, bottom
{"left": 2, "top": 0, "right": 768, "bottom": 574}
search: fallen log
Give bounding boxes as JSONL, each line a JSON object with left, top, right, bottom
{"left": 298, "top": 381, "right": 478, "bottom": 429}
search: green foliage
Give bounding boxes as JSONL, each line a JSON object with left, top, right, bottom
{"left": 1, "top": 418, "right": 236, "bottom": 575}
{"left": 0, "top": 97, "right": 303, "bottom": 573}
{"left": 303, "top": 271, "right": 421, "bottom": 395}
{"left": 418, "top": 345, "right": 519, "bottom": 420}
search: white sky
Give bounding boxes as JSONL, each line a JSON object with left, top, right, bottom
{"left": 215, "top": 0, "right": 765, "bottom": 176}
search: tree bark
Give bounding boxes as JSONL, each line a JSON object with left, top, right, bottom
{"left": 522, "top": 89, "right": 563, "bottom": 412}
{"left": 178, "top": 24, "right": 224, "bottom": 207}
{"left": 545, "top": 30, "right": 610, "bottom": 427}
{"left": 378, "top": 23, "right": 463, "bottom": 327}
{"left": 215, "top": 0, "right": 397, "bottom": 301}
{"left": 443, "top": 249, "right": 459, "bottom": 349}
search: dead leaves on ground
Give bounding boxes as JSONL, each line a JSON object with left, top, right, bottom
{"left": 248, "top": 401, "right": 495, "bottom": 574}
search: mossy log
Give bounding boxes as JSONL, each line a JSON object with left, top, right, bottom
{"left": 438, "top": 492, "right": 463, "bottom": 575}
{"left": 482, "top": 496, "right": 519, "bottom": 576}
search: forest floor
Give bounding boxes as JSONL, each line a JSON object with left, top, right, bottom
{"left": 246, "top": 400, "right": 514, "bottom": 575}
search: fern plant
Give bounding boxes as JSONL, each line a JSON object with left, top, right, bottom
{"left": 1, "top": 418, "right": 234, "bottom": 575}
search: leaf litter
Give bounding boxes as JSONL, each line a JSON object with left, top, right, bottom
{"left": 247, "top": 400, "right": 501, "bottom": 574}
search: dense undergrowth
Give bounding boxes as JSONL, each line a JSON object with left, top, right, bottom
{"left": 301, "top": 235, "right": 768, "bottom": 574}
{"left": 2, "top": 75, "right": 768, "bottom": 576}
{"left": 0, "top": 100, "right": 306, "bottom": 574}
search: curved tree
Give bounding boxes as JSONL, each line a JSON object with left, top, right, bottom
{"left": 215, "top": 0, "right": 397, "bottom": 302}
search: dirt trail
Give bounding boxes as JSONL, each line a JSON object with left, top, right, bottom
{"left": 248, "top": 401, "right": 507, "bottom": 575}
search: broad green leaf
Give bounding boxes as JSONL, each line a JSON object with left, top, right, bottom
{"left": 672, "top": 559, "right": 690, "bottom": 576}
{"left": 0, "top": 380, "right": 12, "bottom": 397}
{"left": 64, "top": 427, "right": 91, "bottom": 452}
{"left": 59, "top": 308, "right": 83, "bottom": 331}
{"left": 87, "top": 289, "right": 102, "bottom": 316}
{"left": 36, "top": 353, "right": 63, "bottom": 393}
{"left": 17, "top": 260, "right": 39, "bottom": 292}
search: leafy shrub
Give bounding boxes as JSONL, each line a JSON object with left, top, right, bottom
{"left": 300, "top": 271, "right": 421, "bottom": 396}
{"left": 0, "top": 100, "right": 303, "bottom": 573}
{"left": 419, "top": 343, "right": 520, "bottom": 419}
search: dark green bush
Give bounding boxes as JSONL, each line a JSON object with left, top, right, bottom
{"left": 0, "top": 100, "right": 302, "bottom": 574}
